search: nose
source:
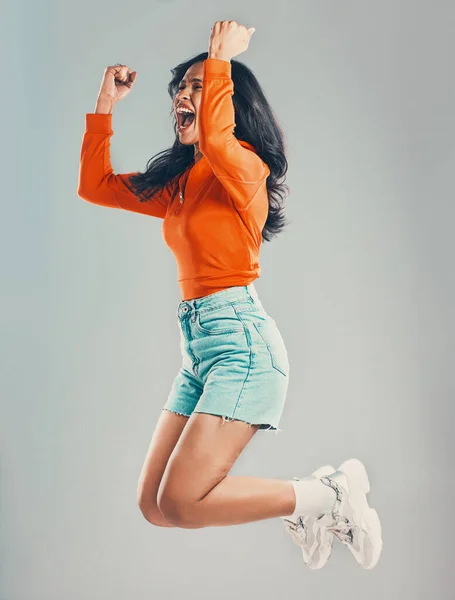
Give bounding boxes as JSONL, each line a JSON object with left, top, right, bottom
{"left": 176, "top": 92, "right": 189, "bottom": 103}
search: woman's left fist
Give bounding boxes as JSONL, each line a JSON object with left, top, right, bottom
{"left": 209, "top": 21, "right": 256, "bottom": 61}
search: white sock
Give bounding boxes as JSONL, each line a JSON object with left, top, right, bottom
{"left": 283, "top": 478, "right": 337, "bottom": 520}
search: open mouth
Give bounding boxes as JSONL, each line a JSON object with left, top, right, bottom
{"left": 177, "top": 111, "right": 195, "bottom": 131}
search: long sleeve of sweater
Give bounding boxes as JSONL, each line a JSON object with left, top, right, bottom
{"left": 198, "top": 58, "right": 270, "bottom": 211}
{"left": 77, "top": 113, "right": 172, "bottom": 218}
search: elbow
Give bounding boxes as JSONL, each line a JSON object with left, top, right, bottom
{"left": 77, "top": 184, "right": 85, "bottom": 199}
{"left": 77, "top": 185, "right": 99, "bottom": 205}
{"left": 77, "top": 178, "right": 100, "bottom": 203}
{"left": 76, "top": 183, "right": 118, "bottom": 210}
{"left": 77, "top": 185, "right": 91, "bottom": 202}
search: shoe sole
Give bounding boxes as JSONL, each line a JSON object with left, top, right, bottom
{"left": 338, "top": 458, "right": 383, "bottom": 570}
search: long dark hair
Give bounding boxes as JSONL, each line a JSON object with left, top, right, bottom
{"left": 125, "top": 51, "right": 289, "bottom": 241}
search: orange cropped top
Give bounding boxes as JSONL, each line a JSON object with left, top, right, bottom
{"left": 78, "top": 58, "right": 271, "bottom": 300}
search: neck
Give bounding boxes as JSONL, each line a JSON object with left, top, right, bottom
{"left": 194, "top": 143, "right": 202, "bottom": 160}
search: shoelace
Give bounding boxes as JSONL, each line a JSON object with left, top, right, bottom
{"left": 327, "top": 517, "right": 355, "bottom": 544}
{"left": 320, "top": 475, "right": 355, "bottom": 545}
{"left": 283, "top": 517, "right": 308, "bottom": 546}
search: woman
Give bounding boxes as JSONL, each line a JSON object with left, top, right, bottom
{"left": 78, "top": 21, "right": 382, "bottom": 570}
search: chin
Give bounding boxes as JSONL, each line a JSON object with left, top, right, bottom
{"left": 179, "top": 135, "right": 198, "bottom": 145}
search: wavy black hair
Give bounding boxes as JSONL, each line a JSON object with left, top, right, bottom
{"left": 125, "top": 51, "right": 289, "bottom": 241}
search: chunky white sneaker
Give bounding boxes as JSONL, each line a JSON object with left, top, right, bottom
{"left": 320, "top": 458, "right": 383, "bottom": 570}
{"left": 281, "top": 465, "right": 336, "bottom": 569}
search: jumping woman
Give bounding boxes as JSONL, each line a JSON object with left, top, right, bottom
{"left": 78, "top": 20, "right": 383, "bottom": 570}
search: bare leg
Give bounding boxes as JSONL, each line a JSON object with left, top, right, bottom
{"left": 137, "top": 409, "right": 190, "bottom": 527}
{"left": 192, "top": 474, "right": 296, "bottom": 527}
{"left": 157, "top": 413, "right": 297, "bottom": 528}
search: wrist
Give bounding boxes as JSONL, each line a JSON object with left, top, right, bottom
{"left": 208, "top": 52, "right": 231, "bottom": 62}
{"left": 95, "top": 94, "right": 115, "bottom": 114}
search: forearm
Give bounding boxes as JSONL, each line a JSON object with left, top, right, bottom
{"left": 94, "top": 94, "right": 115, "bottom": 114}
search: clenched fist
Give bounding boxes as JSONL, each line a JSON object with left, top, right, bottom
{"left": 97, "top": 64, "right": 138, "bottom": 105}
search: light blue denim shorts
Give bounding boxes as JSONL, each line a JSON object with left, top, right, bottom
{"left": 162, "top": 283, "right": 290, "bottom": 433}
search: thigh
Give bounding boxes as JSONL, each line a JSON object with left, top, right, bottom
{"left": 158, "top": 412, "right": 259, "bottom": 504}
{"left": 138, "top": 360, "right": 204, "bottom": 511}
{"left": 137, "top": 408, "right": 189, "bottom": 508}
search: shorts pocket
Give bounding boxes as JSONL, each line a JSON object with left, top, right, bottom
{"left": 253, "top": 321, "right": 289, "bottom": 376}
{"left": 195, "top": 304, "right": 245, "bottom": 336}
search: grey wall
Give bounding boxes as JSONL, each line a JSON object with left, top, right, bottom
{"left": 2, "top": 0, "right": 454, "bottom": 598}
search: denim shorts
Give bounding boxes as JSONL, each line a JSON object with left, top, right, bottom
{"left": 162, "top": 283, "right": 290, "bottom": 433}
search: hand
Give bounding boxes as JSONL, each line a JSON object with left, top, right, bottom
{"left": 208, "top": 21, "right": 256, "bottom": 61}
{"left": 96, "top": 64, "right": 138, "bottom": 105}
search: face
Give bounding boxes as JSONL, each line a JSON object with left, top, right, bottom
{"left": 174, "top": 62, "right": 204, "bottom": 147}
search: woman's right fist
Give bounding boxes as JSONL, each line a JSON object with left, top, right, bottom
{"left": 97, "top": 64, "right": 138, "bottom": 104}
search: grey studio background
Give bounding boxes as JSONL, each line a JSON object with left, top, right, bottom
{"left": 2, "top": 0, "right": 454, "bottom": 599}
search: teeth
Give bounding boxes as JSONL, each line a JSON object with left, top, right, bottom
{"left": 177, "top": 106, "right": 195, "bottom": 131}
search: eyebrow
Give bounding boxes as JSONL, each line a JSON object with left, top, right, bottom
{"left": 179, "top": 77, "right": 202, "bottom": 84}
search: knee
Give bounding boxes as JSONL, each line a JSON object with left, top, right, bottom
{"left": 157, "top": 489, "right": 201, "bottom": 529}
{"left": 137, "top": 495, "right": 176, "bottom": 528}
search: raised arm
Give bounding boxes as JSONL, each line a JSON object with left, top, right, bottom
{"left": 198, "top": 58, "right": 270, "bottom": 211}
{"left": 77, "top": 112, "right": 173, "bottom": 218}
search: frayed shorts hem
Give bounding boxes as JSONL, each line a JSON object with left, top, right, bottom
{"left": 162, "top": 408, "right": 282, "bottom": 434}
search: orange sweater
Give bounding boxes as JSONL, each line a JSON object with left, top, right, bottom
{"left": 78, "top": 58, "right": 270, "bottom": 300}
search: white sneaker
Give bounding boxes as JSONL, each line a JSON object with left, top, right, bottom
{"left": 320, "top": 458, "right": 383, "bottom": 570}
{"left": 281, "top": 465, "right": 336, "bottom": 569}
